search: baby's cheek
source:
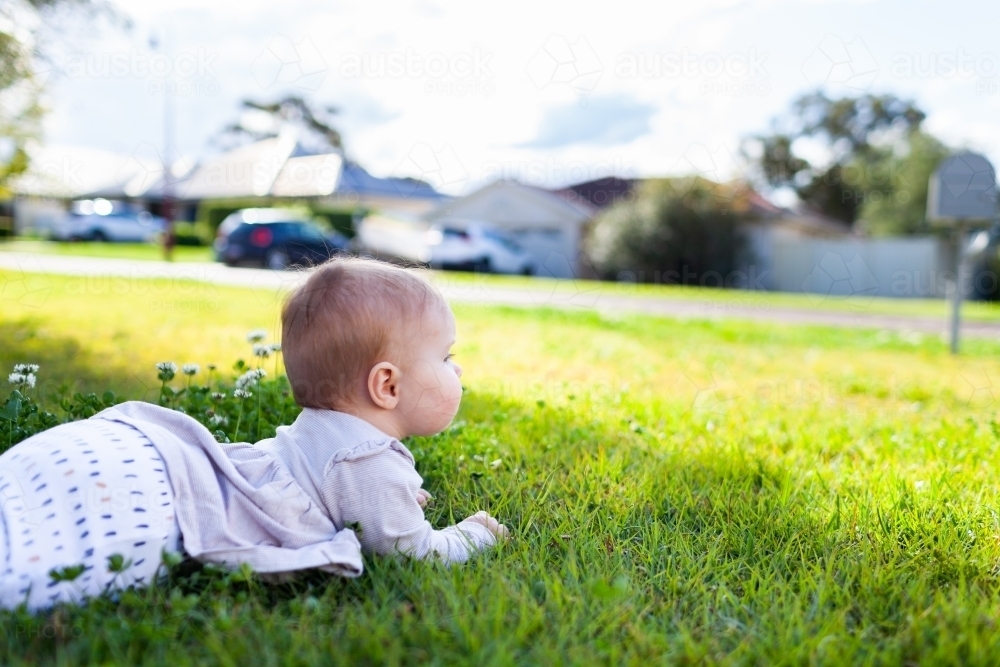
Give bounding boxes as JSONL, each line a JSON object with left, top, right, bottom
{"left": 433, "top": 373, "right": 463, "bottom": 419}
{"left": 408, "top": 369, "right": 460, "bottom": 413}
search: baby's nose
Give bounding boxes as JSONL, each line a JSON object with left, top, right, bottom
{"left": 453, "top": 362, "right": 463, "bottom": 377}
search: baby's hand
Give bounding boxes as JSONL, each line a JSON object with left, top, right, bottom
{"left": 415, "top": 489, "right": 432, "bottom": 508}
{"left": 464, "top": 510, "right": 510, "bottom": 540}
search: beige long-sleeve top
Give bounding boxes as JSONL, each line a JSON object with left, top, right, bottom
{"left": 255, "top": 408, "right": 496, "bottom": 561}
{"left": 94, "top": 402, "right": 495, "bottom": 576}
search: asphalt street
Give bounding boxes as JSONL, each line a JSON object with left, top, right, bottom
{"left": 1, "top": 251, "right": 998, "bottom": 339}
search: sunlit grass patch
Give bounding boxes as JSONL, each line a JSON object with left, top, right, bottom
{"left": 4, "top": 271, "right": 1000, "bottom": 663}
{"left": 0, "top": 240, "right": 213, "bottom": 262}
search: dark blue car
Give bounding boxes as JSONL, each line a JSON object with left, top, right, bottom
{"left": 213, "top": 208, "right": 349, "bottom": 269}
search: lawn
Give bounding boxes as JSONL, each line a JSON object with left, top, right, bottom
{"left": 3, "top": 271, "right": 1000, "bottom": 664}
{"left": 8, "top": 238, "right": 1000, "bottom": 324}
{"left": 0, "top": 239, "right": 214, "bottom": 263}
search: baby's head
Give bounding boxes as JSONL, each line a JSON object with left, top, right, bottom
{"left": 281, "top": 258, "right": 463, "bottom": 438}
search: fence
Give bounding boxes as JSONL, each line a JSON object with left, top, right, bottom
{"left": 747, "top": 231, "right": 964, "bottom": 299}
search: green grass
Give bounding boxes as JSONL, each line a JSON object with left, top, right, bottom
{"left": 4, "top": 271, "right": 1000, "bottom": 664}
{"left": 0, "top": 239, "right": 213, "bottom": 263}
{"left": 435, "top": 270, "right": 1000, "bottom": 322}
{"left": 7, "top": 238, "right": 1000, "bottom": 323}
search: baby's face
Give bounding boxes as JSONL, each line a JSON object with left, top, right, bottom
{"left": 396, "top": 303, "right": 463, "bottom": 437}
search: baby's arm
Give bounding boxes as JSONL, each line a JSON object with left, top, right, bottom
{"left": 322, "top": 442, "right": 506, "bottom": 562}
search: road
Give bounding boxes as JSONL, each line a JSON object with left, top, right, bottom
{"left": 1, "top": 251, "right": 998, "bottom": 339}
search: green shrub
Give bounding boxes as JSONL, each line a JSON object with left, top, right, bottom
{"left": 585, "top": 177, "right": 749, "bottom": 285}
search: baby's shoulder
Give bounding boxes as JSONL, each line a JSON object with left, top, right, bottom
{"left": 326, "top": 437, "right": 415, "bottom": 468}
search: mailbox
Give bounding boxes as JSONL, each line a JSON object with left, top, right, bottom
{"left": 927, "top": 152, "right": 997, "bottom": 224}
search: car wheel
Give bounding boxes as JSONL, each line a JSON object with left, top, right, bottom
{"left": 472, "top": 257, "right": 491, "bottom": 273}
{"left": 521, "top": 265, "right": 534, "bottom": 276}
{"left": 266, "top": 249, "right": 290, "bottom": 270}
{"left": 91, "top": 229, "right": 108, "bottom": 242}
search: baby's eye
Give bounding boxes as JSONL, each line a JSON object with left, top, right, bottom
{"left": 445, "top": 353, "right": 455, "bottom": 362}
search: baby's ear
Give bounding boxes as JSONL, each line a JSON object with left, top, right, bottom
{"left": 367, "top": 361, "right": 401, "bottom": 409}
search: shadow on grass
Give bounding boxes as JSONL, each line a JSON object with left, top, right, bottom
{"left": 0, "top": 317, "right": 163, "bottom": 406}
{"left": 2, "top": 390, "right": 999, "bottom": 665}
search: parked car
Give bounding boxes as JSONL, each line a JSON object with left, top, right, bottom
{"left": 213, "top": 208, "right": 349, "bottom": 269}
{"left": 51, "top": 210, "right": 166, "bottom": 243}
{"left": 425, "top": 223, "right": 534, "bottom": 274}
{"left": 355, "top": 213, "right": 534, "bottom": 274}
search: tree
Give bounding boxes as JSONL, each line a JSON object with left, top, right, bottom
{"left": 0, "top": 0, "right": 115, "bottom": 196}
{"left": 743, "top": 91, "right": 929, "bottom": 225}
{"left": 854, "top": 131, "right": 951, "bottom": 236}
{"left": 586, "top": 178, "right": 748, "bottom": 286}
{"left": 214, "top": 96, "right": 342, "bottom": 155}
{"left": 0, "top": 3, "right": 46, "bottom": 196}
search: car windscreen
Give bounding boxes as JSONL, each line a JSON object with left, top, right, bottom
{"left": 269, "top": 222, "right": 327, "bottom": 243}
{"left": 484, "top": 230, "right": 523, "bottom": 252}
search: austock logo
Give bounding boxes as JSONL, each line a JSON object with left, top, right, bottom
{"left": 391, "top": 143, "right": 469, "bottom": 195}
{"left": 801, "top": 34, "right": 878, "bottom": 92}
{"left": 526, "top": 35, "right": 603, "bottom": 93}
{"left": 252, "top": 36, "right": 328, "bottom": 91}
{"left": 801, "top": 252, "right": 878, "bottom": 308}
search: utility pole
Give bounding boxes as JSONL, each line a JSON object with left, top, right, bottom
{"left": 949, "top": 227, "right": 967, "bottom": 354}
{"left": 150, "top": 31, "right": 175, "bottom": 261}
{"left": 927, "top": 152, "right": 997, "bottom": 354}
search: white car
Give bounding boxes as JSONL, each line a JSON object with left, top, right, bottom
{"left": 52, "top": 210, "right": 165, "bottom": 242}
{"left": 355, "top": 213, "right": 534, "bottom": 274}
{"left": 425, "top": 224, "right": 534, "bottom": 274}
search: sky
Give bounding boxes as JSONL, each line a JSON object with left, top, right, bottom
{"left": 34, "top": 0, "right": 1000, "bottom": 197}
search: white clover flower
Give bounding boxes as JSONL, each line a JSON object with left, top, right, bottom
{"left": 155, "top": 361, "right": 178, "bottom": 381}
{"left": 246, "top": 329, "right": 267, "bottom": 343}
{"left": 209, "top": 414, "right": 228, "bottom": 426}
{"left": 252, "top": 344, "right": 271, "bottom": 358}
{"left": 13, "top": 363, "right": 39, "bottom": 374}
{"left": 235, "top": 368, "right": 268, "bottom": 391}
{"left": 211, "top": 392, "right": 226, "bottom": 401}
{"left": 234, "top": 389, "right": 253, "bottom": 399}
{"left": 8, "top": 372, "right": 36, "bottom": 388}
{"left": 182, "top": 364, "right": 200, "bottom": 376}
{"left": 269, "top": 342, "right": 282, "bottom": 353}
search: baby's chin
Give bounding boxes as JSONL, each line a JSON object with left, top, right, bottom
{"left": 410, "top": 408, "right": 461, "bottom": 438}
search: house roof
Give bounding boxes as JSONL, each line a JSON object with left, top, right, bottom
{"left": 179, "top": 134, "right": 299, "bottom": 200}
{"left": 337, "top": 161, "right": 446, "bottom": 201}
{"left": 267, "top": 153, "right": 343, "bottom": 198}
{"left": 15, "top": 134, "right": 448, "bottom": 207}
{"left": 427, "top": 179, "right": 595, "bottom": 228}
{"left": 12, "top": 144, "right": 194, "bottom": 200}
{"left": 552, "top": 176, "right": 637, "bottom": 210}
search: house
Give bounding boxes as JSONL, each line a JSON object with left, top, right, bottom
{"left": 180, "top": 132, "right": 449, "bottom": 219}
{"left": 10, "top": 143, "right": 195, "bottom": 235}
{"left": 426, "top": 180, "right": 596, "bottom": 278}
{"left": 11, "top": 132, "right": 450, "bottom": 237}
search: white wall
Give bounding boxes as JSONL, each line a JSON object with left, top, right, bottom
{"left": 747, "top": 228, "right": 955, "bottom": 298}
{"left": 13, "top": 198, "right": 67, "bottom": 237}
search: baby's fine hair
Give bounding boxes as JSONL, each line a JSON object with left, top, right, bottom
{"left": 281, "top": 257, "right": 446, "bottom": 409}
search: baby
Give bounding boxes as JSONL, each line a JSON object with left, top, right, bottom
{"left": 0, "top": 258, "right": 507, "bottom": 610}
